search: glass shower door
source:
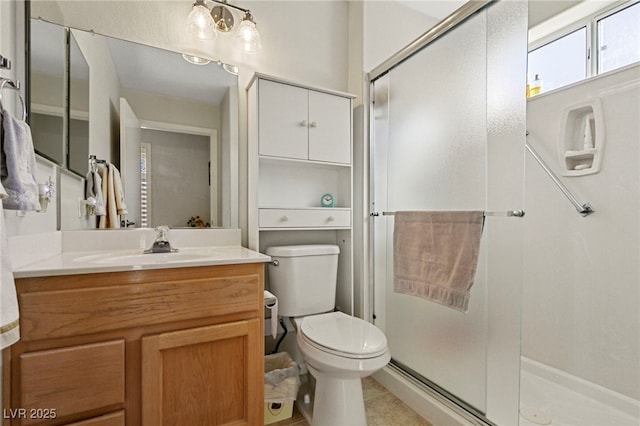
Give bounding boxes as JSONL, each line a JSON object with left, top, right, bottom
{"left": 370, "top": 2, "right": 527, "bottom": 424}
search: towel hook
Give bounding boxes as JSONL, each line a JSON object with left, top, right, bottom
{"left": 0, "top": 78, "right": 27, "bottom": 121}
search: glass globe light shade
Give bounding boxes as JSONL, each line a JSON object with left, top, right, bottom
{"left": 186, "top": 2, "right": 217, "bottom": 40}
{"left": 235, "top": 14, "right": 262, "bottom": 53}
{"left": 182, "top": 54, "right": 211, "bottom": 65}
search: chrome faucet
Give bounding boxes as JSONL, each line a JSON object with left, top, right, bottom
{"left": 144, "top": 226, "right": 177, "bottom": 254}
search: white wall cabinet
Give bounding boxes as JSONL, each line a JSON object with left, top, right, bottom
{"left": 248, "top": 74, "right": 355, "bottom": 314}
{"left": 257, "top": 79, "right": 351, "bottom": 164}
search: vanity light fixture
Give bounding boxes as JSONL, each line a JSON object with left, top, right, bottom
{"left": 220, "top": 62, "right": 239, "bottom": 75}
{"left": 186, "top": 0, "right": 262, "bottom": 53}
{"left": 180, "top": 53, "right": 239, "bottom": 76}
{"left": 182, "top": 53, "right": 211, "bottom": 65}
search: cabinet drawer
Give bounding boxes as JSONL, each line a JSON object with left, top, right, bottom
{"left": 19, "top": 340, "right": 125, "bottom": 425}
{"left": 259, "top": 208, "right": 351, "bottom": 228}
{"left": 17, "top": 265, "right": 263, "bottom": 341}
{"left": 66, "top": 411, "right": 125, "bottom": 426}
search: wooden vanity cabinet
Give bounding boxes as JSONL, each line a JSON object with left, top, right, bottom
{"left": 2, "top": 263, "right": 265, "bottom": 426}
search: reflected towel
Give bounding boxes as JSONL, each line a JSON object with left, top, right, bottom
{"left": 393, "top": 211, "right": 484, "bottom": 313}
{"left": 85, "top": 171, "right": 106, "bottom": 216}
{"left": 0, "top": 108, "right": 39, "bottom": 211}
{"left": 98, "top": 163, "right": 127, "bottom": 228}
{"left": 0, "top": 184, "right": 20, "bottom": 348}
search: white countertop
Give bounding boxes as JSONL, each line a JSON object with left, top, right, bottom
{"left": 13, "top": 246, "right": 271, "bottom": 278}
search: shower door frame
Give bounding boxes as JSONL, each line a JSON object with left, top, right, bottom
{"left": 366, "top": 1, "right": 528, "bottom": 424}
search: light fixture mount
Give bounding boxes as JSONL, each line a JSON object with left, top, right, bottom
{"left": 186, "top": 0, "right": 262, "bottom": 53}
{"left": 211, "top": 1, "right": 234, "bottom": 32}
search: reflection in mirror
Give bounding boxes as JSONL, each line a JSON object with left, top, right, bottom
{"left": 28, "top": 19, "right": 239, "bottom": 230}
{"left": 106, "top": 34, "right": 238, "bottom": 229}
{"left": 68, "top": 30, "right": 90, "bottom": 176}
{"left": 29, "top": 20, "right": 66, "bottom": 166}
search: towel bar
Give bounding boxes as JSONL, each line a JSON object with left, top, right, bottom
{"left": 371, "top": 210, "right": 525, "bottom": 217}
{"left": 0, "top": 78, "right": 26, "bottom": 121}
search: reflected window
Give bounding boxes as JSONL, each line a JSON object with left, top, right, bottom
{"left": 597, "top": 2, "right": 640, "bottom": 73}
{"left": 528, "top": 27, "right": 587, "bottom": 94}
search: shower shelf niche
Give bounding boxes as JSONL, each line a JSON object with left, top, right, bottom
{"left": 559, "top": 99, "right": 605, "bottom": 177}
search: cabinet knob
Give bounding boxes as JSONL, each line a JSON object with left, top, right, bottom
{"left": 300, "top": 120, "right": 308, "bottom": 127}
{"left": 281, "top": 216, "right": 289, "bottom": 222}
{"left": 327, "top": 216, "right": 335, "bottom": 222}
{"left": 310, "top": 121, "right": 318, "bottom": 128}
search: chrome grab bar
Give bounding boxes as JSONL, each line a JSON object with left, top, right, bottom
{"left": 525, "top": 135, "right": 594, "bottom": 217}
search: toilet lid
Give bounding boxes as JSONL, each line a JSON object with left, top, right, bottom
{"left": 300, "top": 312, "right": 388, "bottom": 358}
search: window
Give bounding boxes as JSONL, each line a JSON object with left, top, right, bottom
{"left": 528, "top": 28, "right": 587, "bottom": 93}
{"left": 527, "top": 0, "right": 639, "bottom": 97}
{"left": 598, "top": 2, "right": 640, "bottom": 73}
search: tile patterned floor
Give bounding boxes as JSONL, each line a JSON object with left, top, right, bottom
{"left": 270, "top": 376, "right": 432, "bottom": 426}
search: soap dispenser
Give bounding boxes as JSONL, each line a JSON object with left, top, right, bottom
{"left": 529, "top": 74, "right": 543, "bottom": 97}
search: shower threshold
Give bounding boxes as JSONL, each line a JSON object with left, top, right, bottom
{"left": 388, "top": 360, "right": 495, "bottom": 426}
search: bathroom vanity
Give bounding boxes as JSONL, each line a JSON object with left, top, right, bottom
{"left": 2, "top": 246, "right": 269, "bottom": 426}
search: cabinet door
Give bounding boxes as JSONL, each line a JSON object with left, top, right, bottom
{"left": 308, "top": 90, "right": 351, "bottom": 164}
{"left": 141, "top": 319, "right": 263, "bottom": 426}
{"left": 258, "top": 80, "right": 308, "bottom": 160}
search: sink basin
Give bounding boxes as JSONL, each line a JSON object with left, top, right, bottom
{"left": 73, "top": 250, "right": 212, "bottom": 266}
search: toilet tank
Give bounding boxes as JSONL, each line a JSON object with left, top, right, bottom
{"left": 266, "top": 245, "right": 340, "bottom": 317}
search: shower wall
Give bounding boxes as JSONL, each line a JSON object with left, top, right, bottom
{"left": 524, "top": 64, "right": 640, "bottom": 400}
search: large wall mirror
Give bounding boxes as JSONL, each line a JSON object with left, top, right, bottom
{"left": 28, "top": 18, "right": 239, "bottom": 230}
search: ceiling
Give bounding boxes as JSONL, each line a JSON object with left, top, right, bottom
{"left": 105, "top": 36, "right": 237, "bottom": 105}
{"left": 30, "top": 20, "right": 238, "bottom": 107}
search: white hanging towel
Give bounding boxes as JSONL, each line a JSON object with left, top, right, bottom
{"left": 0, "top": 108, "right": 39, "bottom": 211}
{"left": 85, "top": 170, "right": 106, "bottom": 216}
{"left": 0, "top": 181, "right": 20, "bottom": 349}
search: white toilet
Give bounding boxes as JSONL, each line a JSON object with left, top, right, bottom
{"left": 266, "top": 244, "right": 390, "bottom": 426}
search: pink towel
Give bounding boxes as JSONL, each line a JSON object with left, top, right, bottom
{"left": 393, "top": 211, "right": 484, "bottom": 313}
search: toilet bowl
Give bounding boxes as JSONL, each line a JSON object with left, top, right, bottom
{"left": 294, "top": 312, "right": 390, "bottom": 426}
{"left": 265, "top": 245, "right": 390, "bottom": 425}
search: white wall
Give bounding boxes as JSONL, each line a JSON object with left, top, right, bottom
{"left": 72, "top": 29, "right": 121, "bottom": 164}
{"left": 143, "top": 129, "right": 210, "bottom": 228}
{"left": 121, "top": 88, "right": 221, "bottom": 131}
{"left": 362, "top": 1, "right": 440, "bottom": 73}
{"left": 524, "top": 64, "right": 640, "bottom": 400}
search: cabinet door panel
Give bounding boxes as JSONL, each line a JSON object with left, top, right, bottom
{"left": 308, "top": 90, "right": 351, "bottom": 164}
{"left": 258, "top": 80, "right": 308, "bottom": 160}
{"left": 142, "top": 320, "right": 263, "bottom": 426}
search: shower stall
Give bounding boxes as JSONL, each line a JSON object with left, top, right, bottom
{"left": 368, "top": 2, "right": 527, "bottom": 424}
{"left": 368, "top": 1, "right": 640, "bottom": 425}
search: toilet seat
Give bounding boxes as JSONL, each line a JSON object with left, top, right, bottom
{"left": 298, "top": 312, "right": 388, "bottom": 359}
